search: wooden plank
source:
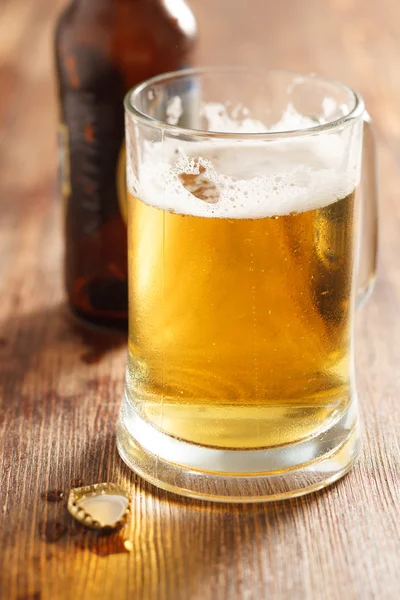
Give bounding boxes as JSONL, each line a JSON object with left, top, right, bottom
{"left": 0, "top": 1, "right": 399, "bottom": 599}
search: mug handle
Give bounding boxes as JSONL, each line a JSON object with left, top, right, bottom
{"left": 356, "top": 113, "right": 379, "bottom": 309}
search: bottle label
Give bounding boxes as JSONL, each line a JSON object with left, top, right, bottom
{"left": 62, "top": 90, "right": 125, "bottom": 237}
{"left": 58, "top": 123, "right": 71, "bottom": 207}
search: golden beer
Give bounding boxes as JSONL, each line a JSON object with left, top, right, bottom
{"left": 117, "top": 67, "right": 376, "bottom": 501}
{"left": 126, "top": 145, "right": 356, "bottom": 450}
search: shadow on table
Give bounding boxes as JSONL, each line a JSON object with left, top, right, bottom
{"left": 0, "top": 301, "right": 126, "bottom": 392}
{"left": 135, "top": 474, "right": 351, "bottom": 600}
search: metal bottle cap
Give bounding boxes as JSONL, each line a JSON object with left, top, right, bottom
{"left": 67, "top": 483, "right": 131, "bottom": 530}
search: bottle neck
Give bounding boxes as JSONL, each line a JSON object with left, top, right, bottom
{"left": 77, "top": 0, "right": 158, "bottom": 6}
{"left": 75, "top": 0, "right": 159, "bottom": 18}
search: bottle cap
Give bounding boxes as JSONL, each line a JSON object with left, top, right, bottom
{"left": 67, "top": 483, "right": 131, "bottom": 530}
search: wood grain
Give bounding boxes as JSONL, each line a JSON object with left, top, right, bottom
{"left": 0, "top": 0, "right": 399, "bottom": 599}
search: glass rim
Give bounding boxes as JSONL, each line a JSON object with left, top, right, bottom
{"left": 124, "top": 66, "right": 365, "bottom": 140}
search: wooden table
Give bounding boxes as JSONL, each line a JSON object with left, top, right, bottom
{"left": 1, "top": 0, "right": 399, "bottom": 598}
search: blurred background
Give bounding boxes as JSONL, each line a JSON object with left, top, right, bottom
{"left": 1, "top": 0, "right": 396, "bottom": 311}
{"left": 1, "top": 0, "right": 397, "bottom": 346}
{"left": 0, "top": 0, "right": 395, "bottom": 208}
{"left": 2, "top": 0, "right": 398, "bottom": 339}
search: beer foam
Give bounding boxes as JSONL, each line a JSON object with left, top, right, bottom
{"left": 200, "top": 102, "right": 319, "bottom": 133}
{"left": 127, "top": 107, "right": 361, "bottom": 219}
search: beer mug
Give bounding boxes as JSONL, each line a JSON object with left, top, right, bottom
{"left": 117, "top": 68, "right": 378, "bottom": 502}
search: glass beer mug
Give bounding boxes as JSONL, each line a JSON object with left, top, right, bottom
{"left": 117, "top": 68, "right": 378, "bottom": 502}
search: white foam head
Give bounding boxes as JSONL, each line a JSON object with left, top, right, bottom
{"left": 127, "top": 103, "right": 362, "bottom": 219}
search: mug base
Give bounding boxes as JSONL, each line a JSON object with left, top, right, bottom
{"left": 116, "top": 396, "right": 361, "bottom": 503}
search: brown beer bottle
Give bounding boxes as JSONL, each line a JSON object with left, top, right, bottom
{"left": 55, "top": 0, "right": 197, "bottom": 330}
